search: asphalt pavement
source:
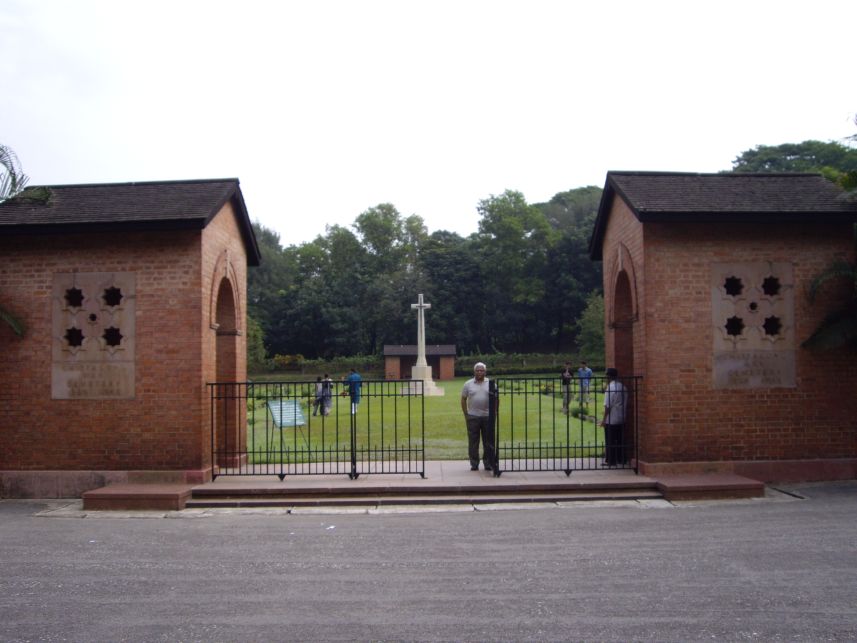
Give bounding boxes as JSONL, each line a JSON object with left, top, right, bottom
{"left": 1, "top": 481, "right": 856, "bottom": 642}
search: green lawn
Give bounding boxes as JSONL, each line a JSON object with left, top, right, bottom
{"left": 242, "top": 376, "right": 604, "bottom": 462}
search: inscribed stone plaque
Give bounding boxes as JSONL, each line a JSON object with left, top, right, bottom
{"left": 711, "top": 262, "right": 795, "bottom": 389}
{"left": 51, "top": 272, "right": 136, "bottom": 399}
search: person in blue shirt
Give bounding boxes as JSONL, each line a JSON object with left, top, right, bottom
{"left": 345, "top": 368, "right": 362, "bottom": 415}
{"left": 577, "top": 360, "right": 593, "bottom": 406}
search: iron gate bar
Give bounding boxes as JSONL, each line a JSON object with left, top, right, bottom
{"left": 491, "top": 375, "right": 641, "bottom": 476}
{"left": 208, "top": 379, "right": 426, "bottom": 480}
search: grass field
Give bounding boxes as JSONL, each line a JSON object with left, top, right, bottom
{"left": 241, "top": 375, "right": 605, "bottom": 462}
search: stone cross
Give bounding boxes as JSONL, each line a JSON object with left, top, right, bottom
{"left": 411, "top": 293, "right": 431, "bottom": 368}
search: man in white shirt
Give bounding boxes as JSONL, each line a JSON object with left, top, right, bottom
{"left": 600, "top": 367, "right": 627, "bottom": 467}
{"left": 461, "top": 362, "right": 495, "bottom": 471}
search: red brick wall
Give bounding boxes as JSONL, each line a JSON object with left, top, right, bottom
{"left": 201, "top": 201, "right": 249, "bottom": 471}
{"left": 0, "top": 203, "right": 248, "bottom": 480}
{"left": 384, "top": 355, "right": 456, "bottom": 381}
{"left": 385, "top": 356, "right": 401, "bottom": 380}
{"left": 438, "top": 356, "right": 455, "bottom": 381}
{"left": 602, "top": 196, "right": 857, "bottom": 472}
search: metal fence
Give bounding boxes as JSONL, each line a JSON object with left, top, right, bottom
{"left": 489, "top": 375, "right": 641, "bottom": 476}
{"left": 208, "top": 379, "right": 425, "bottom": 479}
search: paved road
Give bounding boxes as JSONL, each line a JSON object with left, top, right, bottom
{"left": 1, "top": 482, "right": 856, "bottom": 642}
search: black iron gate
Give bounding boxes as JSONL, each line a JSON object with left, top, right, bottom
{"left": 489, "top": 375, "right": 640, "bottom": 476}
{"left": 208, "top": 379, "right": 425, "bottom": 479}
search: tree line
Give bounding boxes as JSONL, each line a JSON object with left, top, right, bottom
{"left": 4, "top": 133, "right": 854, "bottom": 359}
{"left": 247, "top": 186, "right": 606, "bottom": 367}
{"left": 248, "top": 134, "right": 857, "bottom": 368}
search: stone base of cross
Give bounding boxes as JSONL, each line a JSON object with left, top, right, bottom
{"left": 405, "top": 364, "right": 445, "bottom": 396}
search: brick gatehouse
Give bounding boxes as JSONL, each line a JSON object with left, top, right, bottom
{"left": 591, "top": 172, "right": 857, "bottom": 482}
{"left": 0, "top": 179, "right": 260, "bottom": 497}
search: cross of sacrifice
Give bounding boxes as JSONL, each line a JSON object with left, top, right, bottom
{"left": 411, "top": 293, "right": 431, "bottom": 368}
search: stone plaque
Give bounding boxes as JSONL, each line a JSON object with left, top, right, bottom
{"left": 52, "top": 362, "right": 136, "bottom": 399}
{"left": 713, "top": 350, "right": 795, "bottom": 389}
{"left": 51, "top": 272, "right": 136, "bottom": 399}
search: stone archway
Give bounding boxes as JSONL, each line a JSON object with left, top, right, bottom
{"left": 215, "top": 278, "right": 238, "bottom": 383}
{"left": 610, "top": 263, "right": 637, "bottom": 466}
{"left": 612, "top": 270, "right": 635, "bottom": 377}
{"left": 212, "top": 275, "right": 245, "bottom": 468}
{"left": 606, "top": 243, "right": 638, "bottom": 376}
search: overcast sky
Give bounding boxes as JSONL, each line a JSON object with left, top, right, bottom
{"left": 2, "top": 0, "right": 855, "bottom": 246}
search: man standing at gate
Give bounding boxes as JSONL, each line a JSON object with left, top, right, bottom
{"left": 461, "top": 362, "right": 495, "bottom": 472}
{"left": 600, "top": 367, "right": 627, "bottom": 467}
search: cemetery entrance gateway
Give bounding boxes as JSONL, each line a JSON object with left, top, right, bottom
{"left": 489, "top": 375, "right": 640, "bottom": 475}
{"left": 209, "top": 379, "right": 425, "bottom": 479}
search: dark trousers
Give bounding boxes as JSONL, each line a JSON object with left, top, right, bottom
{"left": 466, "top": 415, "right": 495, "bottom": 468}
{"left": 604, "top": 423, "right": 625, "bottom": 466}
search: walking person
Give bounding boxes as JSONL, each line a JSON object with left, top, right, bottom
{"left": 312, "top": 376, "right": 323, "bottom": 416}
{"left": 560, "top": 362, "right": 573, "bottom": 414}
{"left": 460, "top": 362, "right": 496, "bottom": 471}
{"left": 321, "top": 373, "right": 333, "bottom": 416}
{"left": 577, "top": 360, "right": 594, "bottom": 406}
{"left": 345, "top": 368, "right": 362, "bottom": 415}
{"left": 599, "top": 367, "right": 627, "bottom": 467}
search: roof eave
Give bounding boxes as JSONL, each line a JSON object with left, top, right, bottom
{"left": 636, "top": 211, "right": 857, "bottom": 223}
{"left": 0, "top": 218, "right": 207, "bottom": 236}
{"left": 203, "top": 181, "right": 261, "bottom": 267}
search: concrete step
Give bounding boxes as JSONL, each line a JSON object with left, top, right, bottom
{"left": 186, "top": 488, "right": 664, "bottom": 508}
{"left": 82, "top": 483, "right": 194, "bottom": 511}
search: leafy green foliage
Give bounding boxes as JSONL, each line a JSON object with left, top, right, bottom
{"left": 0, "top": 144, "right": 29, "bottom": 337}
{"left": 247, "top": 186, "right": 605, "bottom": 360}
{"left": 246, "top": 315, "right": 268, "bottom": 372}
{"left": 0, "top": 144, "right": 29, "bottom": 202}
{"left": 575, "top": 292, "right": 605, "bottom": 365}
{"left": 731, "top": 140, "right": 857, "bottom": 174}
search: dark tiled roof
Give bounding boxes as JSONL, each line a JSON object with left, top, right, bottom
{"left": 0, "top": 178, "right": 261, "bottom": 265}
{"left": 589, "top": 171, "right": 857, "bottom": 260}
{"left": 383, "top": 344, "right": 457, "bottom": 356}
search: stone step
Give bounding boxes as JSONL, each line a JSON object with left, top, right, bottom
{"left": 186, "top": 488, "right": 664, "bottom": 509}
{"left": 82, "top": 483, "right": 194, "bottom": 511}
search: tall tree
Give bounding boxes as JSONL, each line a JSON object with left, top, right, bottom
{"left": 731, "top": 140, "right": 857, "bottom": 175}
{"left": 419, "top": 231, "right": 483, "bottom": 352}
{"left": 247, "top": 223, "right": 295, "bottom": 342}
{"left": 535, "top": 186, "right": 603, "bottom": 351}
{"left": 575, "top": 292, "right": 605, "bottom": 366}
{"left": 245, "top": 314, "right": 268, "bottom": 372}
{"left": 538, "top": 185, "right": 603, "bottom": 230}
{"left": 475, "top": 190, "right": 556, "bottom": 350}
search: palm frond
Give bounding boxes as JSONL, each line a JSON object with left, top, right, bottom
{"left": 0, "top": 305, "right": 26, "bottom": 337}
{"left": 806, "top": 260, "right": 857, "bottom": 303}
{"left": 0, "top": 143, "right": 30, "bottom": 200}
{"left": 801, "top": 310, "right": 857, "bottom": 350}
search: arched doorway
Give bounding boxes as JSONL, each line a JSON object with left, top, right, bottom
{"left": 612, "top": 270, "right": 635, "bottom": 377}
{"left": 612, "top": 269, "right": 636, "bottom": 465}
{"left": 213, "top": 277, "right": 245, "bottom": 469}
